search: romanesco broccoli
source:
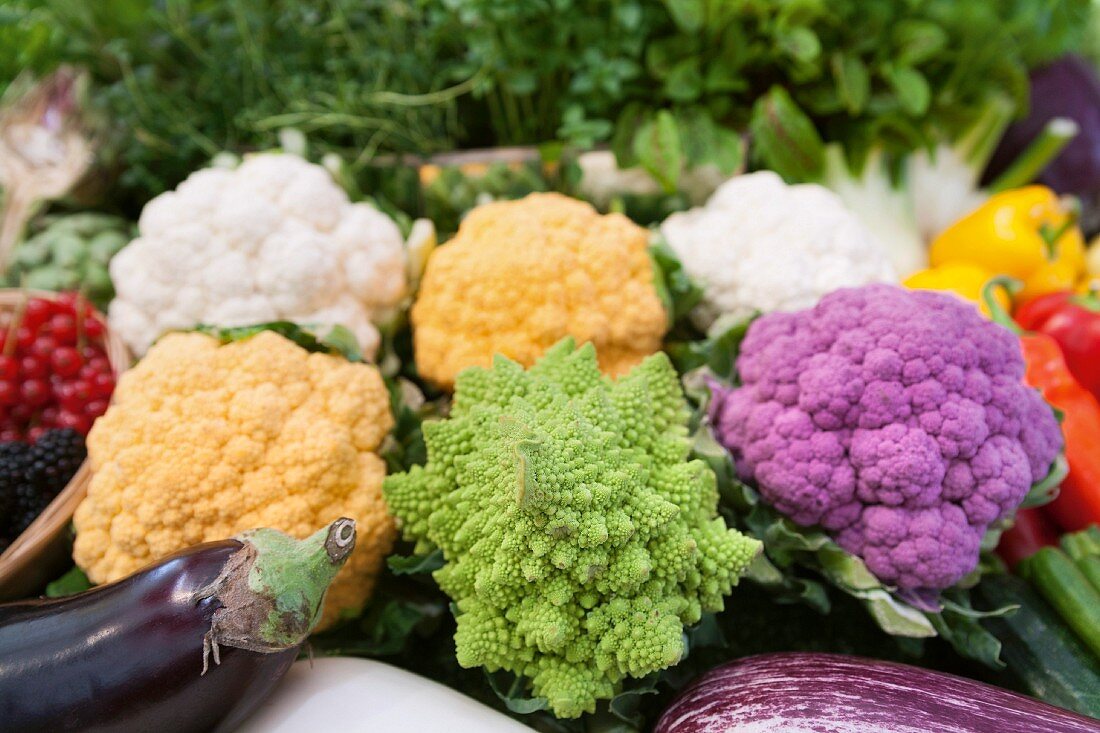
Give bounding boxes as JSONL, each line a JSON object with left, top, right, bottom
{"left": 384, "top": 339, "right": 760, "bottom": 718}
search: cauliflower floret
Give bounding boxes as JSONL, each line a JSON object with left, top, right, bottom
{"left": 72, "top": 330, "right": 395, "bottom": 627}
{"left": 108, "top": 153, "right": 407, "bottom": 358}
{"left": 660, "top": 171, "right": 896, "bottom": 331}
{"left": 411, "top": 192, "right": 668, "bottom": 389}
{"left": 710, "top": 284, "right": 1063, "bottom": 593}
{"left": 384, "top": 339, "right": 760, "bottom": 717}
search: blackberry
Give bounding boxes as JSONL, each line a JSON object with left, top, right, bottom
{"left": 0, "top": 429, "right": 86, "bottom": 547}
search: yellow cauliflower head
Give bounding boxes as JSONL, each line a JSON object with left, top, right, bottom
{"left": 411, "top": 192, "right": 667, "bottom": 388}
{"left": 72, "top": 330, "right": 395, "bottom": 627}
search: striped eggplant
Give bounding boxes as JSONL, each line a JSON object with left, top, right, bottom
{"left": 0, "top": 518, "right": 356, "bottom": 733}
{"left": 655, "top": 652, "right": 1100, "bottom": 733}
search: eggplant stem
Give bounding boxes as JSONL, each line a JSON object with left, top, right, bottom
{"left": 201, "top": 630, "right": 222, "bottom": 676}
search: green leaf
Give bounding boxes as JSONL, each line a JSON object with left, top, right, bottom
{"left": 817, "top": 545, "right": 883, "bottom": 592}
{"left": 778, "top": 27, "right": 820, "bottom": 64}
{"left": 387, "top": 549, "right": 444, "bottom": 575}
{"left": 662, "top": 0, "right": 705, "bottom": 32}
{"left": 666, "top": 315, "right": 754, "bottom": 380}
{"left": 749, "top": 86, "right": 824, "bottom": 182}
{"left": 885, "top": 66, "right": 931, "bottom": 116}
{"left": 612, "top": 103, "right": 647, "bottom": 169}
{"left": 633, "top": 109, "right": 683, "bottom": 192}
{"left": 45, "top": 565, "right": 92, "bottom": 597}
{"left": 191, "top": 321, "right": 364, "bottom": 362}
{"left": 649, "top": 238, "right": 704, "bottom": 328}
{"left": 664, "top": 59, "right": 703, "bottom": 102}
{"left": 676, "top": 110, "right": 742, "bottom": 173}
{"left": 320, "top": 324, "right": 365, "bottom": 362}
{"left": 607, "top": 675, "right": 660, "bottom": 727}
{"left": 382, "top": 377, "right": 430, "bottom": 473}
{"left": 831, "top": 53, "right": 869, "bottom": 114}
{"left": 709, "top": 126, "right": 743, "bottom": 174}
{"left": 893, "top": 21, "right": 948, "bottom": 66}
{"left": 859, "top": 590, "right": 938, "bottom": 638}
{"left": 486, "top": 671, "right": 550, "bottom": 715}
{"left": 1021, "top": 454, "right": 1068, "bottom": 508}
{"left": 931, "top": 601, "right": 1008, "bottom": 667}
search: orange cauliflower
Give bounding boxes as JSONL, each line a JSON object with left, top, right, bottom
{"left": 72, "top": 330, "right": 394, "bottom": 627}
{"left": 411, "top": 192, "right": 667, "bottom": 388}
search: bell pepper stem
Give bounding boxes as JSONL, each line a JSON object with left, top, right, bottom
{"left": 1037, "top": 198, "right": 1080, "bottom": 260}
{"left": 982, "top": 276, "right": 1025, "bottom": 334}
{"left": 988, "top": 118, "right": 1078, "bottom": 194}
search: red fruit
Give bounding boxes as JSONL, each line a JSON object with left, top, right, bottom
{"left": 20, "top": 356, "right": 47, "bottom": 380}
{"left": 16, "top": 326, "right": 35, "bottom": 350}
{"left": 0, "top": 381, "right": 18, "bottom": 406}
{"left": 56, "top": 411, "right": 90, "bottom": 435}
{"left": 90, "top": 373, "right": 115, "bottom": 399}
{"left": 31, "top": 336, "right": 58, "bottom": 360}
{"left": 83, "top": 317, "right": 105, "bottom": 339}
{"left": 23, "top": 298, "right": 54, "bottom": 330}
{"left": 40, "top": 405, "right": 60, "bottom": 426}
{"left": 83, "top": 399, "right": 108, "bottom": 418}
{"left": 0, "top": 428, "right": 23, "bottom": 442}
{"left": 9, "top": 402, "right": 33, "bottom": 423}
{"left": 50, "top": 347, "right": 83, "bottom": 378}
{"left": 21, "top": 379, "right": 51, "bottom": 407}
{"left": 88, "top": 357, "right": 111, "bottom": 375}
{"left": 48, "top": 313, "right": 77, "bottom": 343}
{"left": 55, "top": 382, "right": 84, "bottom": 413}
{"left": 28, "top": 425, "right": 49, "bottom": 442}
{"left": 0, "top": 355, "right": 17, "bottom": 381}
{"left": 55, "top": 292, "right": 80, "bottom": 309}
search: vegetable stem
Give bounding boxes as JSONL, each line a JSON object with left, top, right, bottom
{"left": 1018, "top": 547, "right": 1100, "bottom": 660}
{"left": 981, "top": 277, "right": 1024, "bottom": 333}
{"left": 1061, "top": 527, "right": 1100, "bottom": 595}
{"left": 1038, "top": 200, "right": 1080, "bottom": 260}
{"left": 988, "top": 117, "right": 1078, "bottom": 193}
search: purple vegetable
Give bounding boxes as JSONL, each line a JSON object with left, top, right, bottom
{"left": 710, "top": 284, "right": 1063, "bottom": 594}
{"left": 987, "top": 55, "right": 1100, "bottom": 232}
{"left": 0, "top": 518, "right": 356, "bottom": 733}
{"left": 655, "top": 652, "right": 1100, "bottom": 733}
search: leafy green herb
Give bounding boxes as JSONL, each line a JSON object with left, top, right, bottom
{"left": 21, "top": 0, "right": 1084, "bottom": 205}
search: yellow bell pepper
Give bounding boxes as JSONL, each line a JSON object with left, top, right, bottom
{"left": 929, "top": 186, "right": 1085, "bottom": 303}
{"left": 903, "top": 263, "right": 1010, "bottom": 316}
{"left": 1086, "top": 235, "right": 1100, "bottom": 291}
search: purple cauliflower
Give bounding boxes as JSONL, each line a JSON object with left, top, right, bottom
{"left": 710, "top": 284, "right": 1063, "bottom": 593}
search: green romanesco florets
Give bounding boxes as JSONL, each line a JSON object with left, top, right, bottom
{"left": 383, "top": 338, "right": 761, "bottom": 718}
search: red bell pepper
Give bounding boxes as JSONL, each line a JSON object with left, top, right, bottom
{"left": 986, "top": 278, "right": 1100, "bottom": 532}
{"left": 996, "top": 508, "right": 1060, "bottom": 569}
{"left": 1016, "top": 290, "right": 1100, "bottom": 400}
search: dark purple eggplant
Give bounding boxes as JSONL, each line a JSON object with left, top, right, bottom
{"left": 986, "top": 55, "right": 1100, "bottom": 233}
{"left": 0, "top": 517, "right": 357, "bottom": 733}
{"left": 655, "top": 652, "right": 1100, "bottom": 733}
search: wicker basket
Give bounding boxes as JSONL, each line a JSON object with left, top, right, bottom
{"left": 0, "top": 289, "right": 129, "bottom": 600}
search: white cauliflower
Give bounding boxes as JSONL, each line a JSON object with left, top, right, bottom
{"left": 108, "top": 153, "right": 408, "bottom": 357}
{"left": 659, "top": 171, "right": 896, "bottom": 331}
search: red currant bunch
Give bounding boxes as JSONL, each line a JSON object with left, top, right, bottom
{"left": 0, "top": 292, "right": 116, "bottom": 442}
